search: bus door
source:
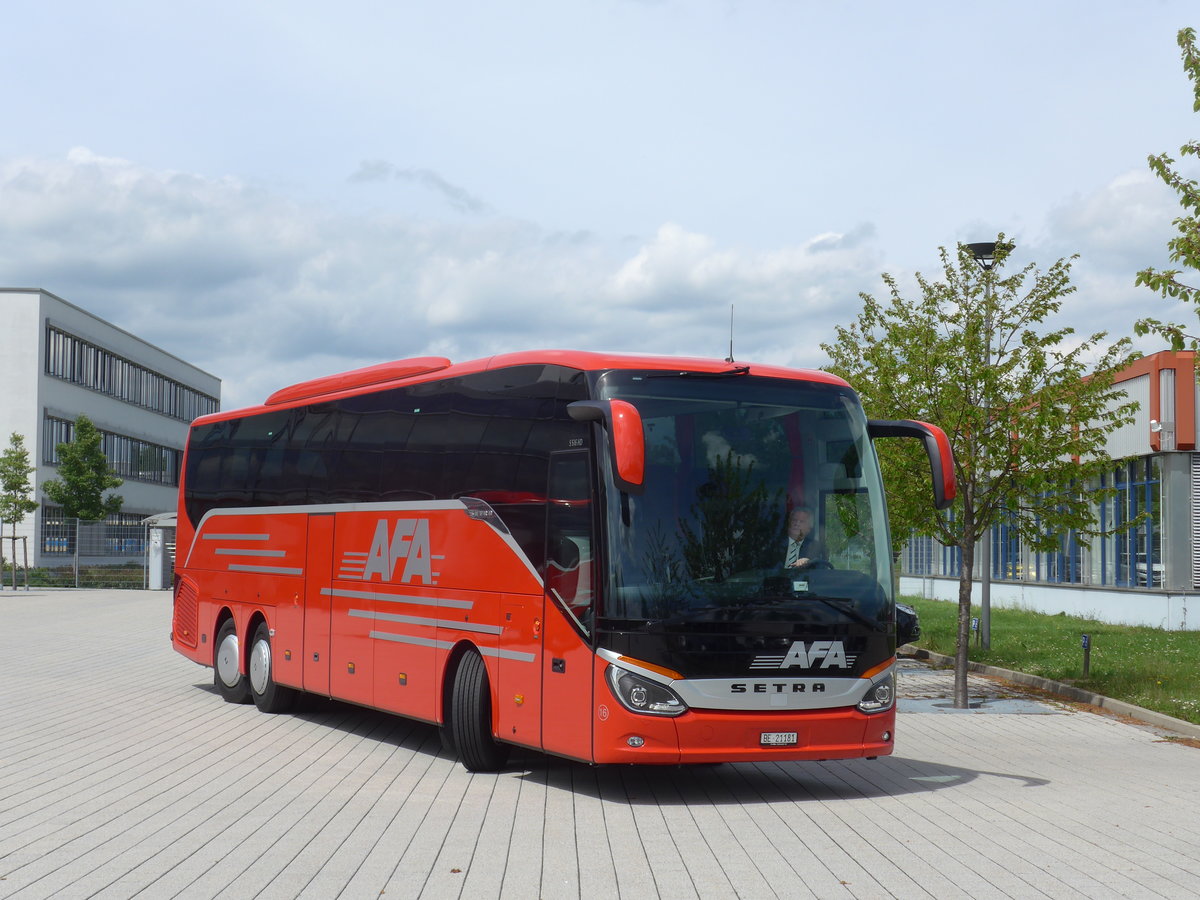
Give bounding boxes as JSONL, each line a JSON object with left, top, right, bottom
{"left": 539, "top": 451, "right": 596, "bottom": 762}
{"left": 302, "top": 512, "right": 335, "bottom": 696}
{"left": 326, "top": 512, "right": 375, "bottom": 708}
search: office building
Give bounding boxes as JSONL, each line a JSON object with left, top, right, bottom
{"left": 0, "top": 288, "right": 220, "bottom": 567}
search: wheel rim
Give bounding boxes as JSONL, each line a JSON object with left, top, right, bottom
{"left": 216, "top": 631, "right": 241, "bottom": 688}
{"left": 249, "top": 636, "right": 271, "bottom": 695}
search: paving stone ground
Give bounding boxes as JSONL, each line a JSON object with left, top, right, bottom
{"left": 2, "top": 589, "right": 1198, "bottom": 899}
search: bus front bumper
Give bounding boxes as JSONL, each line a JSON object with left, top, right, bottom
{"left": 592, "top": 704, "right": 896, "bottom": 765}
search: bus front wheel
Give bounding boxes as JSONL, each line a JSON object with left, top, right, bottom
{"left": 214, "top": 618, "right": 250, "bottom": 704}
{"left": 451, "top": 651, "right": 510, "bottom": 772}
{"left": 249, "top": 622, "right": 297, "bottom": 714}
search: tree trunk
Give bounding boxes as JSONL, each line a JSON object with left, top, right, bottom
{"left": 954, "top": 538, "right": 975, "bottom": 708}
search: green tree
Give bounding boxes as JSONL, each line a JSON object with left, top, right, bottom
{"left": 1, "top": 433, "right": 40, "bottom": 585}
{"left": 41, "top": 416, "right": 124, "bottom": 521}
{"left": 1135, "top": 27, "right": 1200, "bottom": 346}
{"left": 823, "top": 241, "right": 1138, "bottom": 707}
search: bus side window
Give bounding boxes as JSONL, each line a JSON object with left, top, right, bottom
{"left": 546, "top": 451, "right": 594, "bottom": 635}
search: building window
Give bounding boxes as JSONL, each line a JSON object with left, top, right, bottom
{"left": 899, "top": 532, "right": 963, "bottom": 579}
{"left": 43, "top": 415, "right": 182, "bottom": 486}
{"left": 44, "top": 325, "right": 218, "bottom": 422}
{"left": 41, "top": 505, "right": 148, "bottom": 554}
{"left": 902, "top": 534, "right": 935, "bottom": 575}
{"left": 1096, "top": 457, "right": 1162, "bottom": 587}
{"left": 901, "top": 456, "right": 1163, "bottom": 590}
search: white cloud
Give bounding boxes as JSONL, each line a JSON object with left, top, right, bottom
{"left": 0, "top": 150, "right": 884, "bottom": 409}
{"left": 1028, "top": 167, "right": 1194, "bottom": 355}
{"left": 3, "top": 150, "right": 1188, "bottom": 416}
{"left": 603, "top": 222, "right": 883, "bottom": 369}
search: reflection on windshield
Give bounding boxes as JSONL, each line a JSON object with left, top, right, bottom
{"left": 679, "top": 450, "right": 782, "bottom": 583}
{"left": 598, "top": 373, "right": 893, "bottom": 627}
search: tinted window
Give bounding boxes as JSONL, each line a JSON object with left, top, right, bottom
{"left": 183, "top": 364, "right": 591, "bottom": 531}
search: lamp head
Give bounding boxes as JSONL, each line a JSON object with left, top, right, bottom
{"left": 967, "top": 241, "right": 1014, "bottom": 270}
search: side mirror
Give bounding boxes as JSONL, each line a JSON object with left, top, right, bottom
{"left": 568, "top": 400, "right": 645, "bottom": 494}
{"left": 867, "top": 419, "right": 956, "bottom": 511}
{"left": 896, "top": 602, "right": 921, "bottom": 646}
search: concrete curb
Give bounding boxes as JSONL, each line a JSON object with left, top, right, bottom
{"left": 907, "top": 648, "right": 1200, "bottom": 741}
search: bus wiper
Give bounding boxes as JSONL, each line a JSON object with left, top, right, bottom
{"left": 647, "top": 366, "right": 750, "bottom": 379}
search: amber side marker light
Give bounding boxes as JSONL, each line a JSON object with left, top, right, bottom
{"left": 616, "top": 655, "right": 684, "bottom": 681}
{"left": 860, "top": 657, "right": 896, "bottom": 680}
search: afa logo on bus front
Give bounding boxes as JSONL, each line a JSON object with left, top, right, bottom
{"left": 749, "top": 640, "right": 855, "bottom": 670}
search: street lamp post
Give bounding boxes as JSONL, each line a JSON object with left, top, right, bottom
{"left": 966, "top": 240, "right": 1011, "bottom": 651}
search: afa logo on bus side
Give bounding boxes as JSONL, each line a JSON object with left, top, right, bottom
{"left": 362, "top": 518, "right": 436, "bottom": 584}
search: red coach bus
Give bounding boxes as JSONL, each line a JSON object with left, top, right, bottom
{"left": 171, "top": 350, "right": 954, "bottom": 771}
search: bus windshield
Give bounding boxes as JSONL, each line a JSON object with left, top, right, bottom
{"left": 596, "top": 371, "right": 893, "bottom": 632}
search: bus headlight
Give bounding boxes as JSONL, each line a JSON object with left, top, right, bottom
{"left": 857, "top": 672, "right": 895, "bottom": 714}
{"left": 605, "top": 665, "right": 687, "bottom": 717}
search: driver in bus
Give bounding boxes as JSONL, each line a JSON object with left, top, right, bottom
{"left": 784, "top": 506, "right": 824, "bottom": 569}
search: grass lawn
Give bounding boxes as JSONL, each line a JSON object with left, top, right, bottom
{"left": 905, "top": 596, "right": 1200, "bottom": 726}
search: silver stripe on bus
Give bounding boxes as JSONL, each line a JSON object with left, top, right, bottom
{"left": 348, "top": 608, "right": 502, "bottom": 635}
{"left": 186, "top": 502, "right": 542, "bottom": 584}
{"left": 367, "top": 629, "right": 533, "bottom": 662}
{"left": 477, "top": 646, "right": 537, "bottom": 663}
{"left": 215, "top": 548, "right": 287, "bottom": 557}
{"left": 321, "top": 587, "right": 473, "bottom": 610}
{"left": 748, "top": 657, "right": 785, "bottom": 669}
{"left": 227, "top": 564, "right": 304, "bottom": 576}
{"left": 368, "top": 631, "right": 454, "bottom": 650}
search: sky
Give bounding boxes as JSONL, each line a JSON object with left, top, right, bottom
{"left": 2, "top": 0, "right": 1199, "bottom": 410}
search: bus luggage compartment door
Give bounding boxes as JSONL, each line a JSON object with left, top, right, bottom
{"left": 496, "top": 595, "right": 542, "bottom": 749}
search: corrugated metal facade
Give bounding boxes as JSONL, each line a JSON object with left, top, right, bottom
{"left": 1103, "top": 373, "right": 1149, "bottom": 458}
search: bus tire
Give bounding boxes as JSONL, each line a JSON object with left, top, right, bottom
{"left": 451, "top": 650, "right": 510, "bottom": 772}
{"left": 214, "top": 617, "right": 251, "bottom": 704}
{"left": 249, "top": 621, "right": 296, "bottom": 714}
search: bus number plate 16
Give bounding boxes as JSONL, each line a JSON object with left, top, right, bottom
{"left": 760, "top": 731, "right": 798, "bottom": 746}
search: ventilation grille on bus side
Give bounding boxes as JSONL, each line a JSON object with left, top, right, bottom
{"left": 174, "top": 576, "right": 200, "bottom": 649}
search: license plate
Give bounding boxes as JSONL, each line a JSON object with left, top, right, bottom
{"left": 760, "top": 731, "right": 798, "bottom": 746}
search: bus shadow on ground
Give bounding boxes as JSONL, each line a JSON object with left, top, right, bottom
{"left": 203, "top": 686, "right": 1049, "bottom": 805}
{"left": 510, "top": 755, "right": 1049, "bottom": 805}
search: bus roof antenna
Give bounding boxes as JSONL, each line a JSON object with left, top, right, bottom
{"left": 725, "top": 305, "right": 735, "bottom": 363}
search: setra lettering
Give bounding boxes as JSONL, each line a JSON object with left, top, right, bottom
{"left": 730, "top": 682, "right": 826, "bottom": 694}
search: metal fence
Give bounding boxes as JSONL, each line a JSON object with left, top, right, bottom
{"left": 1, "top": 520, "right": 175, "bottom": 590}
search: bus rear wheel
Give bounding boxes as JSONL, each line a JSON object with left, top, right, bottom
{"left": 451, "top": 651, "right": 510, "bottom": 772}
{"left": 249, "top": 622, "right": 297, "bottom": 713}
{"left": 214, "top": 618, "right": 250, "bottom": 704}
